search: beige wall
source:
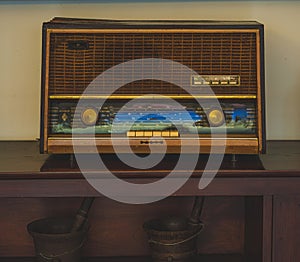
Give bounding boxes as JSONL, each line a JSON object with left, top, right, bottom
{"left": 0, "top": 1, "right": 299, "bottom": 140}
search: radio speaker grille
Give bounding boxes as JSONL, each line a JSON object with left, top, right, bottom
{"left": 49, "top": 32, "right": 257, "bottom": 95}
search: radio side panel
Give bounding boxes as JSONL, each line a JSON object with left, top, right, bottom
{"left": 259, "top": 25, "right": 266, "bottom": 154}
{"left": 40, "top": 23, "right": 48, "bottom": 154}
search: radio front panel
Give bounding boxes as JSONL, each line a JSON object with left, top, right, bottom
{"left": 40, "top": 18, "right": 265, "bottom": 154}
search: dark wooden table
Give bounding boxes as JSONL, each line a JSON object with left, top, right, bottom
{"left": 0, "top": 141, "right": 299, "bottom": 262}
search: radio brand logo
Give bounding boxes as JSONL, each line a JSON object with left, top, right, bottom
{"left": 72, "top": 59, "right": 226, "bottom": 204}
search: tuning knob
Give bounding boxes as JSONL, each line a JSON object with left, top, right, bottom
{"left": 208, "top": 108, "right": 225, "bottom": 127}
{"left": 81, "top": 108, "right": 98, "bottom": 126}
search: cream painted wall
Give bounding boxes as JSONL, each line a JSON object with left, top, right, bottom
{"left": 0, "top": 1, "right": 299, "bottom": 140}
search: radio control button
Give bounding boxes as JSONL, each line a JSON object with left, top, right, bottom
{"left": 170, "top": 131, "right": 179, "bottom": 137}
{"left": 144, "top": 131, "right": 153, "bottom": 137}
{"left": 153, "top": 131, "right": 162, "bottom": 137}
{"left": 127, "top": 131, "right": 136, "bottom": 137}
{"left": 162, "top": 131, "right": 170, "bottom": 137}
{"left": 135, "top": 131, "right": 144, "bottom": 137}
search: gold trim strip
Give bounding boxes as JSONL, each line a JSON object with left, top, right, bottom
{"left": 48, "top": 28, "right": 259, "bottom": 34}
{"left": 48, "top": 137, "right": 258, "bottom": 141}
{"left": 49, "top": 95, "right": 257, "bottom": 99}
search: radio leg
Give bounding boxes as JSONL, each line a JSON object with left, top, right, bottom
{"left": 70, "top": 154, "right": 75, "bottom": 169}
{"left": 231, "top": 154, "right": 237, "bottom": 168}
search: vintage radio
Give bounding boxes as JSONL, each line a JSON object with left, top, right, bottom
{"left": 40, "top": 18, "right": 265, "bottom": 154}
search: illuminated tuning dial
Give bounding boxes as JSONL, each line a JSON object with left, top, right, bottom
{"left": 208, "top": 108, "right": 225, "bottom": 127}
{"left": 81, "top": 108, "right": 98, "bottom": 126}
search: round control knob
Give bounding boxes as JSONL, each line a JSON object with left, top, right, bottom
{"left": 208, "top": 108, "right": 225, "bottom": 127}
{"left": 81, "top": 108, "right": 98, "bottom": 126}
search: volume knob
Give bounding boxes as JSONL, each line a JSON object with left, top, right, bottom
{"left": 81, "top": 108, "right": 98, "bottom": 126}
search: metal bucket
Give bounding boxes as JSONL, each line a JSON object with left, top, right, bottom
{"left": 143, "top": 216, "right": 203, "bottom": 262}
{"left": 27, "top": 217, "right": 89, "bottom": 262}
